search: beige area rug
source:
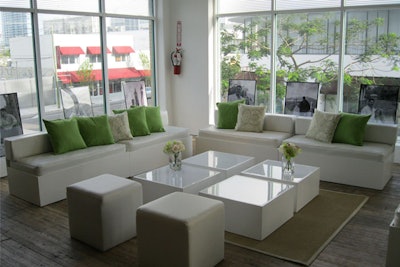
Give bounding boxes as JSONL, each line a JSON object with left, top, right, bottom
{"left": 225, "top": 189, "right": 369, "bottom": 266}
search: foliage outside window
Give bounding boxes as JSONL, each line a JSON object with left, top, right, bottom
{"left": 218, "top": 3, "right": 400, "bottom": 119}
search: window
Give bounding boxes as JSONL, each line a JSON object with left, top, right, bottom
{"left": 217, "top": 1, "right": 400, "bottom": 121}
{"left": 0, "top": 0, "right": 155, "bottom": 132}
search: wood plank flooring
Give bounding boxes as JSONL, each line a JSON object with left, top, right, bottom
{"left": 1, "top": 165, "right": 400, "bottom": 267}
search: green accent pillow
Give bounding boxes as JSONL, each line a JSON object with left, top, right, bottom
{"left": 145, "top": 106, "right": 165, "bottom": 133}
{"left": 332, "top": 113, "right": 371, "bottom": 146}
{"left": 43, "top": 118, "right": 87, "bottom": 154}
{"left": 216, "top": 99, "right": 246, "bottom": 129}
{"left": 76, "top": 115, "right": 115, "bottom": 147}
{"left": 113, "top": 106, "right": 151, "bottom": 136}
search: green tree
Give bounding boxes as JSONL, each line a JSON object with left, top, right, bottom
{"left": 77, "top": 59, "right": 95, "bottom": 93}
{"left": 220, "top": 12, "right": 400, "bottom": 111}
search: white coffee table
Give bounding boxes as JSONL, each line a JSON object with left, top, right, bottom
{"left": 199, "top": 174, "right": 295, "bottom": 240}
{"left": 241, "top": 160, "right": 320, "bottom": 212}
{"left": 133, "top": 164, "right": 224, "bottom": 203}
{"left": 182, "top": 150, "right": 255, "bottom": 178}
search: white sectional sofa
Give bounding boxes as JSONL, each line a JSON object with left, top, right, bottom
{"left": 4, "top": 111, "right": 192, "bottom": 207}
{"left": 196, "top": 111, "right": 397, "bottom": 190}
{"left": 196, "top": 112, "right": 295, "bottom": 163}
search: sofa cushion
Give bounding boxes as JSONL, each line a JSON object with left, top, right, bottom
{"left": 108, "top": 111, "right": 134, "bottom": 142}
{"left": 284, "top": 135, "right": 392, "bottom": 161}
{"left": 332, "top": 113, "right": 371, "bottom": 146}
{"left": 199, "top": 126, "right": 292, "bottom": 148}
{"left": 216, "top": 99, "right": 245, "bottom": 129}
{"left": 305, "top": 110, "right": 341, "bottom": 143}
{"left": 145, "top": 106, "right": 165, "bottom": 133}
{"left": 235, "top": 104, "right": 266, "bottom": 133}
{"left": 119, "top": 126, "right": 189, "bottom": 152}
{"left": 10, "top": 143, "right": 126, "bottom": 176}
{"left": 76, "top": 115, "right": 115, "bottom": 147}
{"left": 43, "top": 118, "right": 87, "bottom": 154}
{"left": 113, "top": 106, "right": 151, "bottom": 137}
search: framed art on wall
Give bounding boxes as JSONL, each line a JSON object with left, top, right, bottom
{"left": 123, "top": 81, "right": 148, "bottom": 108}
{"left": 358, "top": 84, "right": 400, "bottom": 124}
{"left": 284, "top": 82, "right": 320, "bottom": 117}
{"left": 1, "top": 93, "right": 23, "bottom": 157}
{"left": 228, "top": 79, "right": 256, "bottom": 105}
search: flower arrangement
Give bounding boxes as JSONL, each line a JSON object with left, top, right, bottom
{"left": 279, "top": 142, "right": 301, "bottom": 160}
{"left": 163, "top": 140, "right": 185, "bottom": 154}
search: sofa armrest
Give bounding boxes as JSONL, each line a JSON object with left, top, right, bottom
{"left": 4, "top": 132, "right": 52, "bottom": 161}
{"left": 364, "top": 123, "right": 398, "bottom": 146}
{"left": 161, "top": 110, "right": 169, "bottom": 126}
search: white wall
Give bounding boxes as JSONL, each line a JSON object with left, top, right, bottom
{"left": 156, "top": 0, "right": 213, "bottom": 135}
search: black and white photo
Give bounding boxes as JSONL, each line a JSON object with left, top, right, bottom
{"left": 123, "top": 81, "right": 148, "bottom": 108}
{"left": 60, "top": 86, "right": 94, "bottom": 118}
{"left": 284, "top": 82, "right": 319, "bottom": 117}
{"left": 0, "top": 93, "right": 23, "bottom": 157}
{"left": 228, "top": 79, "right": 256, "bottom": 105}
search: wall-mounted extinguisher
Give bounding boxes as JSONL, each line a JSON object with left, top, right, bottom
{"left": 171, "top": 21, "right": 182, "bottom": 75}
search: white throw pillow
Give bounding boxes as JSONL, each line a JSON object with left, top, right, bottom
{"left": 108, "top": 111, "right": 134, "bottom": 142}
{"left": 235, "top": 104, "right": 266, "bottom": 133}
{"left": 305, "top": 110, "right": 341, "bottom": 143}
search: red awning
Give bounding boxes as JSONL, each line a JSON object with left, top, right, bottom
{"left": 59, "top": 47, "right": 85, "bottom": 55}
{"left": 112, "top": 46, "right": 135, "bottom": 54}
{"left": 87, "top": 46, "right": 111, "bottom": 55}
{"left": 57, "top": 67, "right": 150, "bottom": 84}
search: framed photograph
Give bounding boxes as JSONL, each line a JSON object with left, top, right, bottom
{"left": 358, "top": 84, "right": 399, "bottom": 124}
{"left": 60, "top": 86, "right": 94, "bottom": 118}
{"left": 284, "top": 82, "right": 319, "bottom": 117}
{"left": 228, "top": 79, "right": 256, "bottom": 105}
{"left": 1, "top": 93, "right": 23, "bottom": 157}
{"left": 123, "top": 81, "right": 148, "bottom": 108}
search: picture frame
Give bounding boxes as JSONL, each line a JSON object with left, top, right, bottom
{"left": 358, "top": 84, "right": 399, "bottom": 124}
{"left": 123, "top": 81, "right": 148, "bottom": 108}
{"left": 1, "top": 93, "right": 23, "bottom": 157}
{"left": 284, "top": 82, "right": 319, "bottom": 117}
{"left": 60, "top": 86, "right": 94, "bottom": 118}
{"left": 228, "top": 79, "right": 256, "bottom": 105}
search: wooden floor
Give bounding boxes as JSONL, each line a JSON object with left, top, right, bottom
{"left": 1, "top": 165, "right": 400, "bottom": 267}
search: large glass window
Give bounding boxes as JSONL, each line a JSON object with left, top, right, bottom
{"left": 217, "top": 1, "right": 400, "bottom": 124}
{"left": 0, "top": 0, "right": 155, "bottom": 134}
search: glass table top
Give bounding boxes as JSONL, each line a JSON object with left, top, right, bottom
{"left": 134, "top": 164, "right": 221, "bottom": 188}
{"left": 182, "top": 150, "right": 254, "bottom": 170}
{"left": 200, "top": 174, "right": 293, "bottom": 206}
{"left": 242, "top": 160, "right": 319, "bottom": 183}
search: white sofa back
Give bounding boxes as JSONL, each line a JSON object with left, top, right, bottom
{"left": 294, "top": 116, "right": 398, "bottom": 146}
{"left": 214, "top": 110, "right": 295, "bottom": 134}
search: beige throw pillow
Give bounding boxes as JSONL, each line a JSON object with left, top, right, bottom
{"left": 108, "top": 111, "right": 134, "bottom": 142}
{"left": 306, "top": 110, "right": 341, "bottom": 143}
{"left": 235, "top": 104, "right": 266, "bottom": 133}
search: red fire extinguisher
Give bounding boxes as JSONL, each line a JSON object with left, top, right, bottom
{"left": 171, "top": 48, "right": 182, "bottom": 75}
{"left": 171, "top": 21, "right": 182, "bottom": 75}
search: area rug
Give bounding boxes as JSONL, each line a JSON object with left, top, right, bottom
{"left": 225, "top": 189, "right": 369, "bottom": 266}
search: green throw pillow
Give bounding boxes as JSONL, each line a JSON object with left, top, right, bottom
{"left": 113, "top": 106, "right": 151, "bottom": 136}
{"left": 216, "top": 99, "right": 246, "bottom": 129}
{"left": 332, "top": 113, "right": 371, "bottom": 146}
{"left": 145, "top": 106, "right": 165, "bottom": 133}
{"left": 43, "top": 118, "right": 87, "bottom": 154}
{"left": 76, "top": 115, "right": 115, "bottom": 147}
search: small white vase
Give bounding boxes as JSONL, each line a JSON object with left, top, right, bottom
{"left": 169, "top": 152, "right": 182, "bottom": 171}
{"left": 282, "top": 156, "right": 295, "bottom": 180}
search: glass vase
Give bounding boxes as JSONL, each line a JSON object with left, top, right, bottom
{"left": 169, "top": 152, "right": 182, "bottom": 171}
{"left": 282, "top": 156, "right": 295, "bottom": 180}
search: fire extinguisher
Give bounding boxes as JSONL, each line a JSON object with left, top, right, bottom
{"left": 171, "top": 48, "right": 182, "bottom": 75}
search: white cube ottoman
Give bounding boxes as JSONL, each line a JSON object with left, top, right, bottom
{"left": 137, "top": 192, "right": 225, "bottom": 267}
{"left": 67, "top": 174, "right": 142, "bottom": 251}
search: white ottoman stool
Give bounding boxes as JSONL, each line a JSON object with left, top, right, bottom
{"left": 137, "top": 192, "right": 225, "bottom": 267}
{"left": 67, "top": 174, "right": 142, "bottom": 251}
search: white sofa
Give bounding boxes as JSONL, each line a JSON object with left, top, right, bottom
{"left": 284, "top": 116, "right": 397, "bottom": 190}
{"left": 4, "top": 111, "right": 192, "bottom": 206}
{"left": 196, "top": 111, "right": 397, "bottom": 190}
{"left": 196, "top": 112, "right": 295, "bottom": 163}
